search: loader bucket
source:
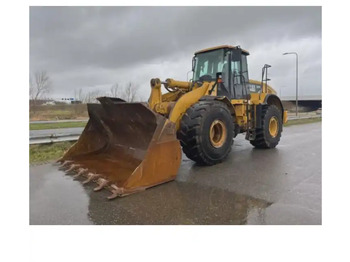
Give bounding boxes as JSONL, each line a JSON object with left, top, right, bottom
{"left": 59, "top": 97, "right": 182, "bottom": 199}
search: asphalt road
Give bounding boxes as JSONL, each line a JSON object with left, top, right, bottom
{"left": 30, "top": 122, "right": 321, "bottom": 225}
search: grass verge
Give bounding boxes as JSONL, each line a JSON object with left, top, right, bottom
{"left": 30, "top": 121, "right": 87, "bottom": 130}
{"left": 284, "top": 117, "right": 321, "bottom": 127}
{"left": 30, "top": 141, "right": 75, "bottom": 164}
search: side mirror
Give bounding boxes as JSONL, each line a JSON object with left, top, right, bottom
{"left": 192, "top": 56, "right": 196, "bottom": 71}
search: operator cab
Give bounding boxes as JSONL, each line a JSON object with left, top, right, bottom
{"left": 192, "top": 45, "right": 250, "bottom": 99}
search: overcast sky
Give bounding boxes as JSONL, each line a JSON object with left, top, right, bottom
{"left": 30, "top": 6, "right": 321, "bottom": 100}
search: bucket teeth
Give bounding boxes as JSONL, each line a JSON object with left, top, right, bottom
{"left": 60, "top": 160, "right": 73, "bottom": 168}
{"left": 107, "top": 193, "right": 118, "bottom": 200}
{"left": 82, "top": 173, "right": 100, "bottom": 185}
{"left": 94, "top": 178, "right": 109, "bottom": 192}
{"left": 66, "top": 164, "right": 80, "bottom": 172}
{"left": 73, "top": 168, "right": 88, "bottom": 179}
{"left": 107, "top": 184, "right": 124, "bottom": 200}
{"left": 53, "top": 159, "right": 63, "bottom": 166}
{"left": 59, "top": 161, "right": 118, "bottom": 198}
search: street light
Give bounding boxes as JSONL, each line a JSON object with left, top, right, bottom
{"left": 283, "top": 52, "right": 299, "bottom": 116}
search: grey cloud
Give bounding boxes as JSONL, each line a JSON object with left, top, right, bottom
{"left": 30, "top": 6, "right": 321, "bottom": 98}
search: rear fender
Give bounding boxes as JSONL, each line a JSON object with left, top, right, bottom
{"left": 263, "top": 94, "right": 287, "bottom": 123}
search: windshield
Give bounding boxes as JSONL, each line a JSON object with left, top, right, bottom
{"left": 193, "top": 49, "right": 227, "bottom": 82}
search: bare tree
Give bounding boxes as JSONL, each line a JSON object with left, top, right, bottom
{"left": 29, "top": 76, "right": 35, "bottom": 100}
{"left": 84, "top": 89, "right": 104, "bottom": 103}
{"left": 110, "top": 83, "right": 121, "bottom": 97}
{"left": 30, "top": 71, "right": 52, "bottom": 104}
{"left": 123, "top": 82, "right": 139, "bottom": 102}
{"left": 74, "top": 88, "right": 84, "bottom": 102}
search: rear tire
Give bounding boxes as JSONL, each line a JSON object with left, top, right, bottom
{"left": 250, "top": 104, "right": 282, "bottom": 148}
{"left": 178, "top": 101, "right": 234, "bottom": 165}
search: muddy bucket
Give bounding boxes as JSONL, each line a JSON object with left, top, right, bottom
{"left": 59, "top": 97, "right": 182, "bottom": 199}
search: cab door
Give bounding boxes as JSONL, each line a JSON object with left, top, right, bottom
{"left": 217, "top": 50, "right": 232, "bottom": 98}
{"left": 229, "top": 50, "right": 249, "bottom": 99}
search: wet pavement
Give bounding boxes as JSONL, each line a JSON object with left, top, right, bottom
{"left": 30, "top": 122, "right": 321, "bottom": 225}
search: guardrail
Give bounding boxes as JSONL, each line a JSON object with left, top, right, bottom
{"left": 30, "top": 133, "right": 80, "bottom": 145}
{"left": 30, "top": 119, "right": 88, "bottom": 124}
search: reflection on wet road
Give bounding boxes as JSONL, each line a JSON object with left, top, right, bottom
{"left": 86, "top": 180, "right": 272, "bottom": 225}
{"left": 30, "top": 122, "right": 321, "bottom": 225}
{"left": 30, "top": 164, "right": 92, "bottom": 225}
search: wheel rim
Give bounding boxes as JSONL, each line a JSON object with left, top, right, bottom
{"left": 269, "top": 116, "right": 279, "bottom": 138}
{"left": 209, "top": 120, "right": 227, "bottom": 148}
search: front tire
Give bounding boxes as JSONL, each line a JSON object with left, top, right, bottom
{"left": 250, "top": 104, "right": 282, "bottom": 148}
{"left": 178, "top": 101, "right": 234, "bottom": 165}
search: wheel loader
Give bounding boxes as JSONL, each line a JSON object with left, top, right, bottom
{"left": 59, "top": 45, "right": 288, "bottom": 199}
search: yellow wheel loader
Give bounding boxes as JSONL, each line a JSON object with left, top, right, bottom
{"left": 59, "top": 45, "right": 288, "bottom": 199}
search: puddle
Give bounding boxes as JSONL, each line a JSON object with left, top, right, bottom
{"left": 84, "top": 179, "right": 272, "bottom": 225}
{"left": 30, "top": 163, "right": 272, "bottom": 225}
